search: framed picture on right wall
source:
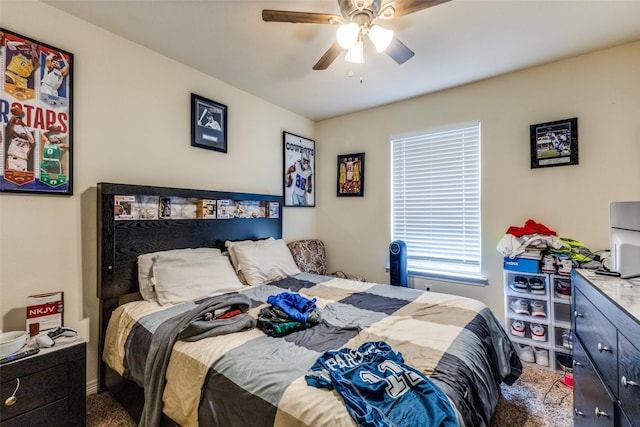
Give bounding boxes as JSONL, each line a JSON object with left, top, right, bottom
{"left": 337, "top": 152, "right": 365, "bottom": 197}
{"left": 530, "top": 117, "right": 578, "bottom": 169}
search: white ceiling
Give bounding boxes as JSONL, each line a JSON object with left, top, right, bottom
{"left": 44, "top": 0, "right": 640, "bottom": 121}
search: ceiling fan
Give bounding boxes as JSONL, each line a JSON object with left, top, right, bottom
{"left": 262, "top": 0, "right": 451, "bottom": 70}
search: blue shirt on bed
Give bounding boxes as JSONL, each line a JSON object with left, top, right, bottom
{"left": 305, "top": 341, "right": 457, "bottom": 427}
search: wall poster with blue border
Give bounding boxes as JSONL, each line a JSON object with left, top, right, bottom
{"left": 0, "top": 28, "right": 73, "bottom": 195}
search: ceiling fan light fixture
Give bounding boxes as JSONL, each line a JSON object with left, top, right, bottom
{"left": 345, "top": 40, "right": 364, "bottom": 63}
{"left": 336, "top": 22, "right": 360, "bottom": 49}
{"left": 368, "top": 24, "right": 393, "bottom": 52}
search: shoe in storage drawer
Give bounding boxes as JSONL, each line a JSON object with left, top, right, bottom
{"left": 618, "top": 331, "right": 640, "bottom": 424}
{"left": 0, "top": 363, "right": 68, "bottom": 421}
{"left": 574, "top": 287, "right": 618, "bottom": 394}
{"left": 573, "top": 337, "right": 615, "bottom": 426}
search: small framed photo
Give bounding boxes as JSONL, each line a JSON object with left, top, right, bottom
{"left": 283, "top": 131, "right": 315, "bottom": 207}
{"left": 337, "top": 152, "right": 364, "bottom": 197}
{"left": 191, "top": 93, "right": 227, "bottom": 153}
{"left": 530, "top": 117, "right": 578, "bottom": 169}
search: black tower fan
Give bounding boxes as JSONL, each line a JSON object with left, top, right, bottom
{"left": 389, "top": 240, "right": 408, "bottom": 287}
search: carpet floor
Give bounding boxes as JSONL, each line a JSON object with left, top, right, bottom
{"left": 86, "top": 364, "right": 573, "bottom": 426}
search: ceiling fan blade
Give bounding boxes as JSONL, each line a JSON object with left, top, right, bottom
{"left": 262, "top": 10, "right": 341, "bottom": 24}
{"left": 391, "top": 0, "right": 451, "bottom": 17}
{"left": 385, "top": 37, "right": 415, "bottom": 64}
{"left": 313, "top": 42, "right": 344, "bottom": 70}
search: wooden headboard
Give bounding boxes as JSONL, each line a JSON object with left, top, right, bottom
{"left": 97, "top": 182, "right": 283, "bottom": 391}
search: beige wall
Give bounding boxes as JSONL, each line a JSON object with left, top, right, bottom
{"left": 316, "top": 41, "right": 640, "bottom": 318}
{"left": 0, "top": 0, "right": 315, "bottom": 391}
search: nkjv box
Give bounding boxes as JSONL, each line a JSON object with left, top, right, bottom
{"left": 26, "top": 292, "right": 63, "bottom": 337}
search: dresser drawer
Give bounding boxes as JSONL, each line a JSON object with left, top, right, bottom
{"left": 618, "top": 332, "right": 640, "bottom": 424}
{"left": 574, "top": 287, "right": 618, "bottom": 395}
{"left": 0, "top": 363, "right": 68, "bottom": 421}
{"left": 573, "top": 337, "right": 615, "bottom": 426}
{"left": 1, "top": 398, "right": 68, "bottom": 427}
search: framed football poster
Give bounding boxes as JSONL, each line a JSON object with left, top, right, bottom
{"left": 0, "top": 28, "right": 73, "bottom": 195}
{"left": 283, "top": 131, "right": 315, "bottom": 207}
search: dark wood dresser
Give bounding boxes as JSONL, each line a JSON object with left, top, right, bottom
{"left": 0, "top": 339, "right": 86, "bottom": 426}
{"left": 572, "top": 269, "right": 640, "bottom": 426}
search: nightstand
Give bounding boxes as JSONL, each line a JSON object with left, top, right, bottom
{"left": 0, "top": 338, "right": 86, "bottom": 426}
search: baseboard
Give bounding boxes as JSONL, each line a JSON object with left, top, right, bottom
{"left": 86, "top": 379, "right": 98, "bottom": 396}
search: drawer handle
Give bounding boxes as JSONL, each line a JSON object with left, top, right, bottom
{"left": 574, "top": 311, "right": 584, "bottom": 318}
{"left": 4, "top": 378, "right": 20, "bottom": 407}
{"left": 595, "top": 407, "right": 609, "bottom": 418}
{"left": 574, "top": 408, "right": 584, "bottom": 416}
{"left": 621, "top": 376, "right": 639, "bottom": 388}
{"left": 597, "top": 343, "right": 612, "bottom": 353}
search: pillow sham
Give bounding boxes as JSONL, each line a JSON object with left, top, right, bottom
{"left": 138, "top": 248, "right": 222, "bottom": 302}
{"left": 225, "top": 237, "right": 274, "bottom": 273}
{"left": 231, "top": 238, "right": 301, "bottom": 286}
{"left": 152, "top": 254, "right": 243, "bottom": 305}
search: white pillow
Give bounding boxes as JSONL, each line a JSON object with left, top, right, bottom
{"left": 152, "top": 255, "right": 243, "bottom": 305}
{"left": 225, "top": 237, "right": 274, "bottom": 272}
{"left": 138, "top": 248, "right": 222, "bottom": 302}
{"left": 232, "top": 238, "right": 301, "bottom": 286}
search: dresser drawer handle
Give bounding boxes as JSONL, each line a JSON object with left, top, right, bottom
{"left": 574, "top": 311, "right": 584, "bottom": 318}
{"left": 597, "top": 343, "right": 612, "bottom": 352}
{"left": 621, "top": 376, "right": 639, "bottom": 388}
{"left": 595, "top": 407, "right": 609, "bottom": 418}
{"left": 574, "top": 408, "right": 584, "bottom": 416}
{"left": 4, "top": 378, "right": 20, "bottom": 407}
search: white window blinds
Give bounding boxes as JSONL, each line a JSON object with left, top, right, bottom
{"left": 391, "top": 121, "right": 482, "bottom": 280}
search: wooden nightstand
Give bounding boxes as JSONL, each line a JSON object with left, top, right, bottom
{"left": 0, "top": 338, "right": 86, "bottom": 426}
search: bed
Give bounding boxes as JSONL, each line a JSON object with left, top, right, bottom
{"left": 97, "top": 183, "right": 522, "bottom": 427}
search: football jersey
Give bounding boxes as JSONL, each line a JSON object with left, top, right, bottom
{"left": 293, "top": 159, "right": 312, "bottom": 196}
{"left": 306, "top": 341, "right": 457, "bottom": 427}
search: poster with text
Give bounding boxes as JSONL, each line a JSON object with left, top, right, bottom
{"left": 1, "top": 28, "right": 73, "bottom": 195}
{"left": 283, "top": 131, "right": 315, "bottom": 207}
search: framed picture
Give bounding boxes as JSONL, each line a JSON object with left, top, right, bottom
{"left": 191, "top": 93, "right": 227, "bottom": 153}
{"left": 530, "top": 117, "right": 578, "bottom": 169}
{"left": 283, "top": 131, "right": 315, "bottom": 207}
{"left": 1, "top": 28, "right": 73, "bottom": 195}
{"left": 337, "top": 152, "right": 365, "bottom": 197}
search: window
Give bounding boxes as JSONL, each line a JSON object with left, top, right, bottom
{"left": 391, "top": 121, "right": 483, "bottom": 284}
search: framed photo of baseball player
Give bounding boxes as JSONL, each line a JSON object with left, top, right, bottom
{"left": 191, "top": 93, "right": 227, "bottom": 153}
{"left": 0, "top": 28, "right": 73, "bottom": 195}
{"left": 337, "top": 152, "right": 365, "bottom": 197}
{"left": 283, "top": 131, "right": 315, "bottom": 207}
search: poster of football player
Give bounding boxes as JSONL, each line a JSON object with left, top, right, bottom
{"left": 191, "top": 92, "right": 227, "bottom": 153}
{"left": 283, "top": 131, "right": 315, "bottom": 207}
{"left": 0, "top": 28, "right": 73, "bottom": 195}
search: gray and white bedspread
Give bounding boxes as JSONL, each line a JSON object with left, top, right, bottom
{"left": 103, "top": 274, "right": 521, "bottom": 427}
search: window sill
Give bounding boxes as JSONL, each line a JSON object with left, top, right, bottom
{"left": 408, "top": 270, "right": 488, "bottom": 287}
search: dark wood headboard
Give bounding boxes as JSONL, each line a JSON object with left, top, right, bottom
{"left": 97, "top": 182, "right": 283, "bottom": 391}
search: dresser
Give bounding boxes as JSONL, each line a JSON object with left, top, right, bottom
{"left": 0, "top": 339, "right": 86, "bottom": 426}
{"left": 572, "top": 269, "right": 640, "bottom": 426}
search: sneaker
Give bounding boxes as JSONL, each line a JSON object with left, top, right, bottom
{"left": 562, "top": 329, "right": 573, "bottom": 350}
{"left": 530, "top": 300, "right": 547, "bottom": 317}
{"left": 510, "top": 298, "right": 530, "bottom": 315}
{"left": 509, "top": 276, "right": 529, "bottom": 293}
{"left": 542, "top": 255, "right": 557, "bottom": 273}
{"left": 529, "top": 277, "right": 546, "bottom": 295}
{"left": 558, "top": 258, "right": 573, "bottom": 276}
{"left": 515, "top": 343, "right": 535, "bottom": 363}
{"left": 555, "top": 278, "right": 571, "bottom": 300}
{"left": 530, "top": 323, "right": 547, "bottom": 341}
{"left": 534, "top": 347, "right": 549, "bottom": 366}
{"left": 510, "top": 320, "right": 526, "bottom": 337}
